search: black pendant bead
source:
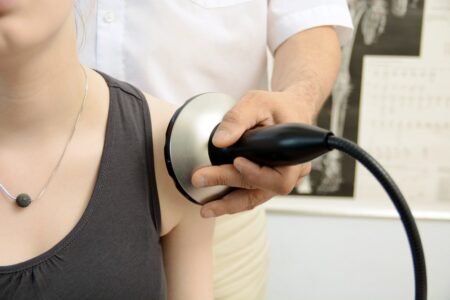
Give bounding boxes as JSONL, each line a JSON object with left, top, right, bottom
{"left": 16, "top": 193, "right": 32, "bottom": 208}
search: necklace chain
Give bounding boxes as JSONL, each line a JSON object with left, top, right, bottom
{"left": 0, "top": 65, "right": 89, "bottom": 207}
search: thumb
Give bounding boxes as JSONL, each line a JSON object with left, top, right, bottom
{"left": 212, "top": 122, "right": 245, "bottom": 148}
{"left": 212, "top": 104, "right": 258, "bottom": 148}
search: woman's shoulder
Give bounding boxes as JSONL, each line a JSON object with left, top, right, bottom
{"left": 144, "top": 93, "right": 212, "bottom": 237}
{"left": 89, "top": 68, "right": 209, "bottom": 237}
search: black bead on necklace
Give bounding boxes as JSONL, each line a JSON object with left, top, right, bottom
{"left": 16, "top": 193, "right": 32, "bottom": 208}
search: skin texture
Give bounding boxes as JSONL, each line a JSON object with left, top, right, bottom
{"left": 193, "top": 26, "right": 342, "bottom": 218}
{"left": 0, "top": 2, "right": 213, "bottom": 299}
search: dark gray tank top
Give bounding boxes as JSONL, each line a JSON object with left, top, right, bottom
{"left": 0, "top": 72, "right": 166, "bottom": 300}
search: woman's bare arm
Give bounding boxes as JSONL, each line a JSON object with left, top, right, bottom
{"left": 146, "top": 94, "right": 214, "bottom": 300}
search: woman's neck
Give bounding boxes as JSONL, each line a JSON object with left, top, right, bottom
{"left": 0, "top": 16, "right": 85, "bottom": 140}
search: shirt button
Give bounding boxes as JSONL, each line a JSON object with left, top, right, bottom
{"left": 103, "top": 10, "right": 115, "bottom": 23}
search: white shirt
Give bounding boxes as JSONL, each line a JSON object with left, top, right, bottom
{"left": 77, "top": 0, "right": 353, "bottom": 105}
{"left": 76, "top": 2, "right": 353, "bottom": 298}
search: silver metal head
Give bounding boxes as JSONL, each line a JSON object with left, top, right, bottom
{"left": 165, "top": 93, "right": 237, "bottom": 205}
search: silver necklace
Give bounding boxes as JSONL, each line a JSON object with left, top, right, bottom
{"left": 0, "top": 66, "right": 89, "bottom": 208}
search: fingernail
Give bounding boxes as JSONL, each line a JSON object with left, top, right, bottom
{"left": 235, "top": 163, "right": 243, "bottom": 173}
{"left": 202, "top": 209, "right": 216, "bottom": 218}
{"left": 213, "top": 129, "right": 230, "bottom": 143}
{"left": 195, "top": 176, "right": 206, "bottom": 187}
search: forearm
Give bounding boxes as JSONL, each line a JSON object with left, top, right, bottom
{"left": 271, "top": 26, "right": 342, "bottom": 120}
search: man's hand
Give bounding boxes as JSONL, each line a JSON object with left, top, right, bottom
{"left": 192, "top": 26, "right": 342, "bottom": 218}
{"left": 191, "top": 89, "right": 314, "bottom": 218}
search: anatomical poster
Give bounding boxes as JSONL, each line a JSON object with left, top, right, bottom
{"left": 292, "top": 0, "right": 450, "bottom": 211}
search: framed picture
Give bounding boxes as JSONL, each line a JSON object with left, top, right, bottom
{"left": 267, "top": 0, "right": 450, "bottom": 221}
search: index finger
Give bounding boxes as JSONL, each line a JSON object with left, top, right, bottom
{"left": 200, "top": 189, "right": 275, "bottom": 217}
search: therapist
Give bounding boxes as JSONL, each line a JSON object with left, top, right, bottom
{"left": 77, "top": 1, "right": 353, "bottom": 299}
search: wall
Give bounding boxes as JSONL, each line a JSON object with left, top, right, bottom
{"left": 265, "top": 212, "right": 450, "bottom": 300}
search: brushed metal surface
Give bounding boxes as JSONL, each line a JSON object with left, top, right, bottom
{"left": 167, "top": 93, "right": 237, "bottom": 204}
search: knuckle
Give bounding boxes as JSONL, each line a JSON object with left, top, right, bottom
{"left": 237, "top": 172, "right": 247, "bottom": 186}
{"left": 220, "top": 198, "right": 236, "bottom": 216}
{"left": 277, "top": 181, "right": 294, "bottom": 195}
{"left": 245, "top": 90, "right": 260, "bottom": 99}
{"left": 302, "top": 163, "right": 312, "bottom": 175}
{"left": 272, "top": 168, "right": 297, "bottom": 195}
{"left": 245, "top": 192, "right": 260, "bottom": 211}
{"left": 213, "top": 172, "right": 228, "bottom": 186}
{"left": 239, "top": 171, "right": 256, "bottom": 189}
{"left": 245, "top": 199, "right": 255, "bottom": 211}
{"left": 224, "top": 205, "right": 236, "bottom": 216}
{"left": 256, "top": 97, "right": 271, "bottom": 109}
{"left": 222, "top": 109, "right": 241, "bottom": 124}
{"left": 244, "top": 90, "right": 270, "bottom": 105}
{"left": 239, "top": 175, "right": 254, "bottom": 190}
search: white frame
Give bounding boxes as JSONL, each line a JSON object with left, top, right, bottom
{"left": 264, "top": 195, "right": 450, "bottom": 221}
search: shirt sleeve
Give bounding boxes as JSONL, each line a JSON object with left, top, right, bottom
{"left": 268, "top": 0, "right": 354, "bottom": 53}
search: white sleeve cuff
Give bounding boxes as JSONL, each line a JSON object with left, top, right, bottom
{"left": 268, "top": 4, "right": 354, "bottom": 53}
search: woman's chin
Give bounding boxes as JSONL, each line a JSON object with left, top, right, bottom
{"left": 0, "top": 0, "right": 15, "bottom": 16}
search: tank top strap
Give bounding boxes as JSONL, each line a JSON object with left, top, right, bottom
{"left": 98, "top": 70, "right": 162, "bottom": 234}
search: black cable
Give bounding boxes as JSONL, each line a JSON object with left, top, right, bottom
{"left": 326, "top": 135, "right": 427, "bottom": 300}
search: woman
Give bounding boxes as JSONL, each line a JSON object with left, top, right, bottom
{"left": 0, "top": 1, "right": 214, "bottom": 299}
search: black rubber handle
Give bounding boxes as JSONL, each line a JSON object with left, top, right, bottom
{"left": 209, "top": 123, "right": 333, "bottom": 167}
